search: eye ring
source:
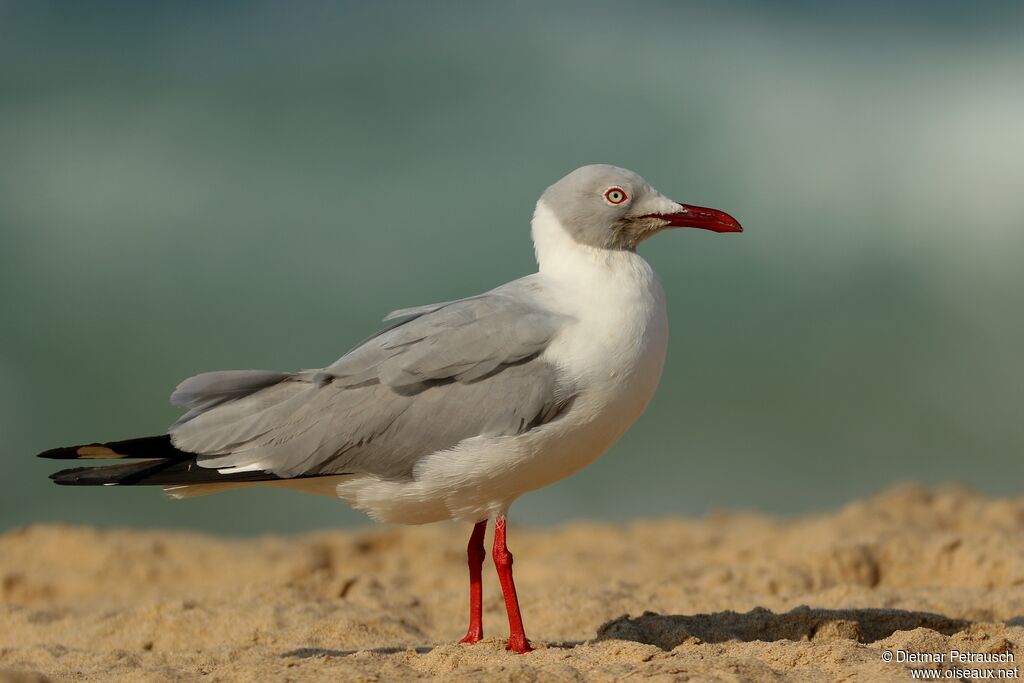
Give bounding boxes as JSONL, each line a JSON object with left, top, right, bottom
{"left": 603, "top": 187, "right": 629, "bottom": 205}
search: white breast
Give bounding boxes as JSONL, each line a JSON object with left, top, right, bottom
{"left": 534, "top": 201, "right": 667, "bottom": 406}
{"left": 335, "top": 202, "right": 669, "bottom": 524}
{"left": 499, "top": 200, "right": 670, "bottom": 490}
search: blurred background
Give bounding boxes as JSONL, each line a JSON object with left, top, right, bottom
{"left": 2, "top": 1, "right": 1022, "bottom": 534}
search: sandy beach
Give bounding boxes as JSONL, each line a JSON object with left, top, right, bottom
{"left": 2, "top": 484, "right": 1022, "bottom": 681}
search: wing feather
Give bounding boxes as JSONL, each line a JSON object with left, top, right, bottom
{"left": 168, "top": 280, "right": 575, "bottom": 480}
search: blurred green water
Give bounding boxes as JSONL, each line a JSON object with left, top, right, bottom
{"left": 2, "top": 1, "right": 1023, "bottom": 534}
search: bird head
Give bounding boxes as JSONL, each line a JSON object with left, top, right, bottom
{"left": 538, "top": 164, "right": 742, "bottom": 251}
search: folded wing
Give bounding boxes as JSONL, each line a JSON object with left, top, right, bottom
{"left": 169, "top": 282, "right": 576, "bottom": 481}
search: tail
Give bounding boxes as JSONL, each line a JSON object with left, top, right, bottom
{"left": 39, "top": 434, "right": 284, "bottom": 487}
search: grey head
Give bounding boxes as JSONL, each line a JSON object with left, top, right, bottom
{"left": 539, "top": 164, "right": 743, "bottom": 251}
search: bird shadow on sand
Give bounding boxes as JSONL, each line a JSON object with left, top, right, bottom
{"left": 595, "top": 606, "right": 974, "bottom": 650}
{"left": 281, "top": 606, "right": 982, "bottom": 658}
{"left": 281, "top": 641, "right": 583, "bottom": 659}
{"left": 283, "top": 645, "right": 435, "bottom": 658}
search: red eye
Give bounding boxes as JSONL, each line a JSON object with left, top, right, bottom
{"left": 603, "top": 187, "right": 628, "bottom": 205}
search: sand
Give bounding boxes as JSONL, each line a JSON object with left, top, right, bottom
{"left": 2, "top": 484, "right": 1023, "bottom": 681}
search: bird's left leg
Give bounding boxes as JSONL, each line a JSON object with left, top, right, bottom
{"left": 459, "top": 519, "right": 487, "bottom": 644}
{"left": 492, "top": 515, "right": 533, "bottom": 653}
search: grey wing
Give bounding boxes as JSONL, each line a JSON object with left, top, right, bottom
{"left": 168, "top": 284, "right": 576, "bottom": 480}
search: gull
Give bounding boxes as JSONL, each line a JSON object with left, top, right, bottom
{"left": 39, "top": 164, "right": 742, "bottom": 653}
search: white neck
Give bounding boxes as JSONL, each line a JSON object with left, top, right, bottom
{"left": 531, "top": 200, "right": 647, "bottom": 282}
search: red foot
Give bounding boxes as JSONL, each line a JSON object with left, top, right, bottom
{"left": 506, "top": 637, "right": 534, "bottom": 654}
{"left": 460, "top": 630, "right": 483, "bottom": 645}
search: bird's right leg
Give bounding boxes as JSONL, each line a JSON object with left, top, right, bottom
{"left": 459, "top": 519, "right": 488, "bottom": 644}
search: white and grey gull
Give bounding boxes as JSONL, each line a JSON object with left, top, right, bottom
{"left": 40, "top": 164, "right": 743, "bottom": 653}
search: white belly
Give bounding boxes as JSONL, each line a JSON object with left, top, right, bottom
{"left": 336, "top": 238, "right": 670, "bottom": 525}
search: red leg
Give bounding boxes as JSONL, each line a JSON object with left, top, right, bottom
{"left": 460, "top": 519, "right": 487, "bottom": 644}
{"left": 492, "top": 516, "right": 533, "bottom": 653}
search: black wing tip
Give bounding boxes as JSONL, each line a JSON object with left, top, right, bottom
{"left": 47, "top": 458, "right": 184, "bottom": 486}
{"left": 41, "top": 436, "right": 290, "bottom": 487}
{"left": 39, "top": 441, "right": 137, "bottom": 460}
{"left": 38, "top": 445, "right": 91, "bottom": 459}
{"left": 49, "top": 466, "right": 110, "bottom": 485}
{"left": 47, "top": 458, "right": 287, "bottom": 487}
{"left": 37, "top": 435, "right": 180, "bottom": 460}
